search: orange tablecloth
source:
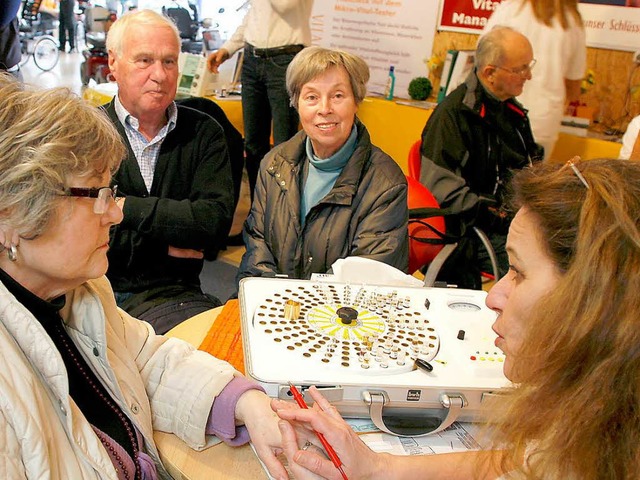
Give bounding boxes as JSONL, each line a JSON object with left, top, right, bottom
{"left": 198, "top": 299, "right": 245, "bottom": 374}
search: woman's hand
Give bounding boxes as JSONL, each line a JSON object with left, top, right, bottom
{"left": 273, "top": 386, "right": 387, "bottom": 480}
{"left": 278, "top": 420, "right": 340, "bottom": 480}
{"left": 235, "top": 390, "right": 289, "bottom": 480}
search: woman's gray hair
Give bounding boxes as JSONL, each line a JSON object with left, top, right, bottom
{"left": 286, "top": 46, "right": 370, "bottom": 108}
{"left": 0, "top": 73, "right": 125, "bottom": 239}
{"left": 106, "top": 9, "right": 181, "bottom": 57}
{"left": 475, "top": 25, "right": 519, "bottom": 69}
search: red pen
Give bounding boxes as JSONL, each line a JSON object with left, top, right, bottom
{"left": 288, "top": 383, "right": 349, "bottom": 480}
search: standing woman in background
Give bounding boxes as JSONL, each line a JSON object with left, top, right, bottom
{"left": 484, "top": 0, "right": 586, "bottom": 160}
{"left": 58, "top": 0, "right": 76, "bottom": 52}
{"left": 207, "top": 0, "right": 314, "bottom": 202}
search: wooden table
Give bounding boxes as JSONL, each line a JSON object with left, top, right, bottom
{"left": 154, "top": 307, "right": 268, "bottom": 479}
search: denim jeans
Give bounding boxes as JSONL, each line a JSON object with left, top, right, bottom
{"left": 241, "top": 50, "right": 300, "bottom": 198}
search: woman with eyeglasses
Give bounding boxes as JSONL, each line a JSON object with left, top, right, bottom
{"left": 273, "top": 158, "right": 640, "bottom": 479}
{"left": 484, "top": 0, "right": 586, "bottom": 160}
{"left": 0, "top": 73, "right": 288, "bottom": 480}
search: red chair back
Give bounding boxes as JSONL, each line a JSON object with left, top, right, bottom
{"left": 407, "top": 176, "right": 447, "bottom": 274}
{"left": 407, "top": 140, "right": 422, "bottom": 181}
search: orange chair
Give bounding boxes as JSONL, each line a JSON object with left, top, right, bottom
{"left": 407, "top": 139, "right": 498, "bottom": 285}
{"left": 407, "top": 139, "right": 422, "bottom": 181}
{"left": 406, "top": 176, "right": 458, "bottom": 286}
{"left": 406, "top": 142, "right": 501, "bottom": 285}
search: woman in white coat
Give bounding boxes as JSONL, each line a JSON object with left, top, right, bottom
{"left": 484, "top": 0, "right": 586, "bottom": 160}
{"left": 0, "top": 73, "right": 286, "bottom": 480}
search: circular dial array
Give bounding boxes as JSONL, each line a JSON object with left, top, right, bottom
{"left": 253, "top": 283, "right": 440, "bottom": 375}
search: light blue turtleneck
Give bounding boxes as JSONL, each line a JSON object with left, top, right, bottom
{"left": 301, "top": 125, "right": 358, "bottom": 226}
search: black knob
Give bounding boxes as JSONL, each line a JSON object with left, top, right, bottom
{"left": 336, "top": 306, "right": 358, "bottom": 325}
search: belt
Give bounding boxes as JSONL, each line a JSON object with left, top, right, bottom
{"left": 244, "top": 43, "right": 305, "bottom": 58}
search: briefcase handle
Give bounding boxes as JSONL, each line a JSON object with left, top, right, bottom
{"left": 362, "top": 390, "right": 467, "bottom": 437}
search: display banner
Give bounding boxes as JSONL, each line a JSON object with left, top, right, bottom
{"left": 310, "top": 0, "right": 439, "bottom": 98}
{"left": 437, "top": 0, "right": 499, "bottom": 33}
{"left": 579, "top": 2, "right": 640, "bottom": 51}
{"left": 438, "top": 0, "right": 640, "bottom": 52}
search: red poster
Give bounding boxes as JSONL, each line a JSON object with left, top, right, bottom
{"left": 438, "top": 0, "right": 503, "bottom": 33}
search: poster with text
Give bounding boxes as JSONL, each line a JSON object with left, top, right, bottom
{"left": 579, "top": 1, "right": 640, "bottom": 51}
{"left": 438, "top": 0, "right": 640, "bottom": 52}
{"left": 310, "top": 0, "right": 439, "bottom": 98}
{"left": 437, "top": 0, "right": 498, "bottom": 33}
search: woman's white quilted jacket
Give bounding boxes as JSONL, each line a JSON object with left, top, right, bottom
{"left": 0, "top": 275, "right": 237, "bottom": 479}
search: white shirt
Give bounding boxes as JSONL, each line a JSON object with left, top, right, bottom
{"left": 221, "top": 0, "right": 314, "bottom": 55}
{"left": 484, "top": 0, "right": 586, "bottom": 158}
{"left": 619, "top": 115, "right": 640, "bottom": 160}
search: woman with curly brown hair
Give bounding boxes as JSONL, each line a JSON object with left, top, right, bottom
{"left": 274, "top": 158, "right": 640, "bottom": 480}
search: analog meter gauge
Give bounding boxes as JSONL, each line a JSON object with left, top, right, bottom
{"left": 448, "top": 301, "right": 482, "bottom": 312}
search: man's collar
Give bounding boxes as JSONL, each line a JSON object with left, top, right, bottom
{"left": 468, "top": 72, "right": 527, "bottom": 119}
{"left": 476, "top": 73, "right": 506, "bottom": 104}
{"left": 114, "top": 94, "right": 132, "bottom": 127}
{"left": 114, "top": 95, "right": 178, "bottom": 133}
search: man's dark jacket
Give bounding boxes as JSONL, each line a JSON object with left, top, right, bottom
{"left": 419, "top": 70, "right": 542, "bottom": 288}
{"left": 102, "top": 100, "right": 234, "bottom": 303}
{"left": 0, "top": 0, "right": 22, "bottom": 71}
{"left": 420, "top": 69, "right": 543, "bottom": 234}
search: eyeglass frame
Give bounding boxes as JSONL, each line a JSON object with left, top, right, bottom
{"left": 62, "top": 185, "right": 119, "bottom": 214}
{"left": 490, "top": 59, "right": 537, "bottom": 78}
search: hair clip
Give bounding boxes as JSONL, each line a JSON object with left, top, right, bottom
{"left": 566, "top": 157, "right": 589, "bottom": 189}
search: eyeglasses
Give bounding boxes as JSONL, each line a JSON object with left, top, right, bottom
{"left": 492, "top": 59, "right": 537, "bottom": 78}
{"left": 63, "top": 185, "right": 119, "bottom": 214}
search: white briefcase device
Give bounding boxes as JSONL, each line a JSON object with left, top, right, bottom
{"left": 239, "top": 277, "right": 510, "bottom": 436}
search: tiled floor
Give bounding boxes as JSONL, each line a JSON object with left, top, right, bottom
{"left": 21, "top": 48, "right": 85, "bottom": 96}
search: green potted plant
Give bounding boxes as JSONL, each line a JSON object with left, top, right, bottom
{"left": 408, "top": 77, "right": 433, "bottom": 101}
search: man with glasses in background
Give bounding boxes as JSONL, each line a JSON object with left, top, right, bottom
{"left": 102, "top": 10, "right": 234, "bottom": 334}
{"left": 419, "top": 26, "right": 543, "bottom": 289}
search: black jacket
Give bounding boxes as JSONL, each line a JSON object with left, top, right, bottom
{"left": 102, "top": 100, "right": 234, "bottom": 297}
{"left": 0, "top": 0, "right": 22, "bottom": 71}
{"left": 420, "top": 70, "right": 543, "bottom": 235}
{"left": 238, "top": 119, "right": 409, "bottom": 282}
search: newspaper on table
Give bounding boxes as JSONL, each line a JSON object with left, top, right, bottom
{"left": 351, "top": 419, "right": 482, "bottom": 456}
{"left": 256, "top": 421, "right": 482, "bottom": 479}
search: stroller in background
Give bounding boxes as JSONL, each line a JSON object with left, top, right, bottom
{"left": 18, "top": 0, "right": 60, "bottom": 71}
{"left": 79, "top": 4, "right": 116, "bottom": 85}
